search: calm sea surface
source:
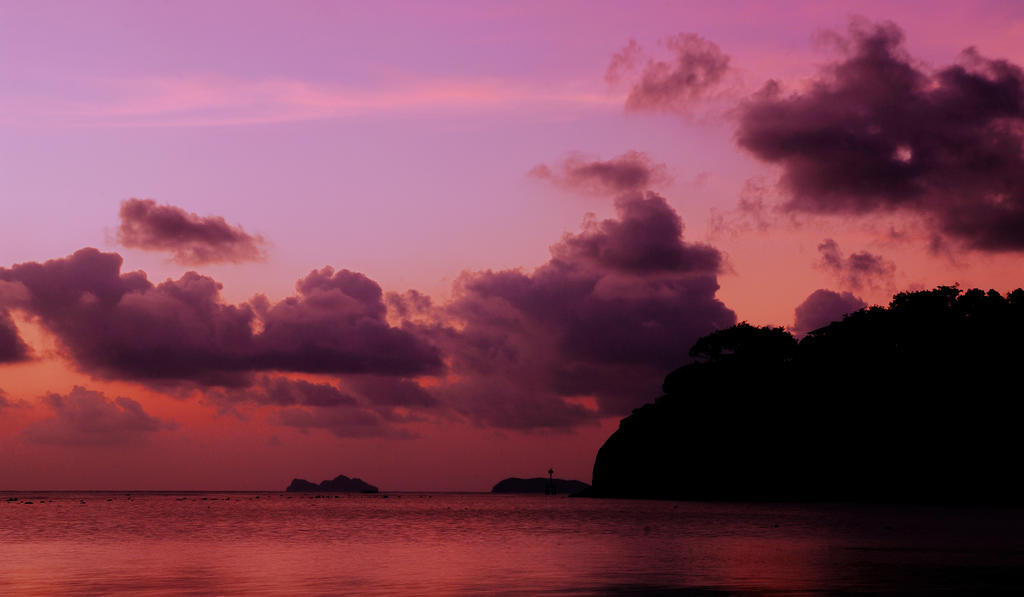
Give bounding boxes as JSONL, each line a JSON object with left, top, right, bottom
{"left": 1, "top": 492, "right": 1022, "bottom": 595}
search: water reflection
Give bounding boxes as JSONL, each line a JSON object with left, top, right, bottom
{"left": 0, "top": 493, "right": 1022, "bottom": 595}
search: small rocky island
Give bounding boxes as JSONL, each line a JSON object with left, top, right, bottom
{"left": 286, "top": 474, "right": 379, "bottom": 493}
{"left": 491, "top": 477, "right": 590, "bottom": 495}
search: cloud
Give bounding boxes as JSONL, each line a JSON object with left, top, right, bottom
{"left": 253, "top": 267, "right": 444, "bottom": 376}
{"left": 0, "top": 249, "right": 254, "bottom": 386}
{"left": 529, "top": 151, "right": 671, "bottom": 195}
{"left": 607, "top": 33, "right": 730, "bottom": 112}
{"left": 2, "top": 190, "right": 734, "bottom": 432}
{"left": 552, "top": 192, "right": 723, "bottom": 274}
{"left": 212, "top": 374, "right": 438, "bottom": 412}
{"left": 394, "top": 191, "right": 736, "bottom": 427}
{"left": 275, "top": 404, "right": 413, "bottom": 439}
{"left": 793, "top": 289, "right": 867, "bottom": 335}
{"left": 2, "top": 235, "right": 727, "bottom": 432}
{"left": 22, "top": 386, "right": 177, "bottom": 446}
{"left": 708, "top": 177, "right": 789, "bottom": 238}
{"left": 208, "top": 376, "right": 420, "bottom": 438}
{"left": 2, "top": 74, "right": 620, "bottom": 128}
{"left": 343, "top": 375, "right": 439, "bottom": 409}
{"left": 118, "top": 198, "right": 267, "bottom": 265}
{"left": 816, "top": 239, "right": 895, "bottom": 290}
{"left": 241, "top": 376, "right": 359, "bottom": 407}
{"left": 736, "top": 20, "right": 1024, "bottom": 251}
{"left": 441, "top": 380, "right": 600, "bottom": 431}
{"left": 0, "top": 281, "right": 31, "bottom": 363}
{"left": 0, "top": 309, "right": 30, "bottom": 363}
{"left": 0, "top": 249, "right": 442, "bottom": 386}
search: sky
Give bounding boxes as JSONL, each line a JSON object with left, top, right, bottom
{"left": 2, "top": 0, "right": 1024, "bottom": 490}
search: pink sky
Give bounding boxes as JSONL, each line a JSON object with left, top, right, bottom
{"left": 2, "top": 0, "right": 1024, "bottom": 490}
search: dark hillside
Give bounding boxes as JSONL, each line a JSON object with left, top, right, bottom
{"left": 588, "top": 287, "right": 1024, "bottom": 502}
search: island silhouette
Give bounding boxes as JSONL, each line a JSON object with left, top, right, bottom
{"left": 286, "top": 474, "right": 379, "bottom": 493}
{"left": 584, "top": 286, "right": 1024, "bottom": 503}
{"left": 491, "top": 477, "right": 590, "bottom": 495}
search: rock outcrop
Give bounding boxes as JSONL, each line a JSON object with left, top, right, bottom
{"left": 286, "top": 474, "right": 379, "bottom": 493}
{"left": 286, "top": 478, "right": 321, "bottom": 492}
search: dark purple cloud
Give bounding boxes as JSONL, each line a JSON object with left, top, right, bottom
{"left": 0, "top": 249, "right": 254, "bottom": 385}
{"left": 0, "top": 309, "right": 30, "bottom": 363}
{"left": 393, "top": 192, "right": 736, "bottom": 427}
{"left": 253, "top": 267, "right": 443, "bottom": 376}
{"left": 817, "top": 239, "right": 895, "bottom": 290}
{"left": 552, "top": 192, "right": 723, "bottom": 274}
{"left": 793, "top": 289, "right": 867, "bottom": 335}
{"left": 118, "top": 198, "right": 267, "bottom": 264}
{"left": 530, "top": 151, "right": 670, "bottom": 195}
{"left": 0, "top": 249, "right": 442, "bottom": 386}
{"left": 607, "top": 33, "right": 731, "bottom": 111}
{"left": 737, "top": 21, "right": 1024, "bottom": 251}
{"left": 22, "top": 386, "right": 178, "bottom": 446}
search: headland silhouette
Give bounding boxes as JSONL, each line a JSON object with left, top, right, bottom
{"left": 584, "top": 286, "right": 1024, "bottom": 503}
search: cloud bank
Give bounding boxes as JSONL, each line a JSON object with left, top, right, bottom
{"left": 3, "top": 182, "right": 736, "bottom": 433}
{"left": 390, "top": 189, "right": 735, "bottom": 428}
{"left": 210, "top": 376, "right": 420, "bottom": 438}
{"left": 0, "top": 249, "right": 443, "bottom": 387}
{"left": 22, "top": 386, "right": 178, "bottom": 446}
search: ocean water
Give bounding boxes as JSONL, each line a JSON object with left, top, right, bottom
{"left": 1, "top": 492, "right": 1022, "bottom": 595}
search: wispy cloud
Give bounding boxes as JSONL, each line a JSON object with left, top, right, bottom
{"left": 1, "top": 74, "right": 622, "bottom": 127}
